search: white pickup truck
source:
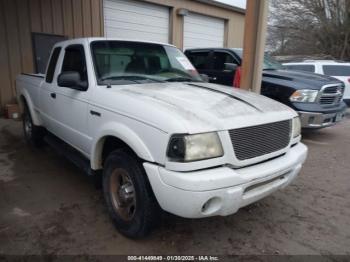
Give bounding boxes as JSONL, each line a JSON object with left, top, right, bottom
{"left": 16, "top": 38, "right": 308, "bottom": 238}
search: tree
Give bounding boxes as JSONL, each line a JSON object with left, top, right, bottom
{"left": 267, "top": 0, "right": 350, "bottom": 60}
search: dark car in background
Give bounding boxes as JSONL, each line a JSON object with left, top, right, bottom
{"left": 185, "top": 48, "right": 347, "bottom": 129}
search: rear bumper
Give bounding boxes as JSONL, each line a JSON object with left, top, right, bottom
{"left": 299, "top": 108, "right": 347, "bottom": 128}
{"left": 144, "top": 143, "right": 308, "bottom": 219}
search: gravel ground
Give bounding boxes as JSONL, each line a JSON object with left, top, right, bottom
{"left": 0, "top": 114, "right": 349, "bottom": 256}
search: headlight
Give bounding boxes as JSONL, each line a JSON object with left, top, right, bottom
{"left": 290, "top": 90, "right": 319, "bottom": 103}
{"left": 292, "top": 117, "right": 301, "bottom": 138}
{"left": 167, "top": 132, "right": 224, "bottom": 162}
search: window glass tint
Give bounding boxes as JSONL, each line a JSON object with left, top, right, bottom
{"left": 94, "top": 48, "right": 132, "bottom": 76}
{"left": 213, "top": 52, "right": 235, "bottom": 71}
{"left": 285, "top": 65, "right": 315, "bottom": 72}
{"left": 45, "top": 47, "right": 61, "bottom": 83}
{"left": 232, "top": 49, "right": 284, "bottom": 70}
{"left": 62, "top": 45, "right": 88, "bottom": 82}
{"left": 186, "top": 52, "right": 210, "bottom": 70}
{"left": 91, "top": 41, "right": 202, "bottom": 85}
{"left": 323, "top": 65, "right": 350, "bottom": 76}
{"left": 264, "top": 54, "right": 283, "bottom": 70}
{"left": 93, "top": 47, "right": 171, "bottom": 76}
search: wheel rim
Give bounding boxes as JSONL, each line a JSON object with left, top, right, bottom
{"left": 24, "top": 114, "right": 33, "bottom": 138}
{"left": 110, "top": 168, "right": 136, "bottom": 221}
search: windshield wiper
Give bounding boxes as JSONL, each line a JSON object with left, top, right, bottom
{"left": 101, "top": 75, "right": 165, "bottom": 83}
{"left": 165, "top": 76, "right": 199, "bottom": 82}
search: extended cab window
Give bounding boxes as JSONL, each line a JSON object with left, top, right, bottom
{"left": 46, "top": 47, "right": 61, "bottom": 83}
{"left": 62, "top": 45, "right": 88, "bottom": 83}
{"left": 285, "top": 65, "right": 315, "bottom": 72}
{"left": 213, "top": 52, "right": 236, "bottom": 71}
{"left": 186, "top": 52, "right": 210, "bottom": 70}
{"left": 323, "top": 65, "right": 350, "bottom": 76}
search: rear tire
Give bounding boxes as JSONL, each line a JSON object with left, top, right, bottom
{"left": 23, "top": 105, "right": 45, "bottom": 147}
{"left": 103, "top": 149, "right": 160, "bottom": 238}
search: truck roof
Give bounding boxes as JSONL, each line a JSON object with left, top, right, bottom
{"left": 185, "top": 47, "right": 240, "bottom": 52}
{"left": 284, "top": 60, "right": 350, "bottom": 65}
{"left": 185, "top": 48, "right": 245, "bottom": 62}
{"left": 53, "top": 37, "right": 176, "bottom": 48}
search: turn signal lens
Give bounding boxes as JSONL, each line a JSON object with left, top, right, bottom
{"left": 292, "top": 117, "right": 301, "bottom": 138}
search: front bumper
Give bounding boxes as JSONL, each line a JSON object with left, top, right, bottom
{"left": 299, "top": 109, "right": 346, "bottom": 128}
{"left": 144, "top": 143, "right": 308, "bottom": 219}
{"left": 344, "top": 99, "right": 350, "bottom": 107}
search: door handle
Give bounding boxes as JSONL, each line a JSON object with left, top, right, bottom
{"left": 90, "top": 110, "right": 101, "bottom": 117}
{"left": 50, "top": 93, "right": 56, "bottom": 99}
{"left": 208, "top": 76, "right": 217, "bottom": 81}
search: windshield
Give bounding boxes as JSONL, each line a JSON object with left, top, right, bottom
{"left": 233, "top": 49, "right": 283, "bottom": 70}
{"left": 263, "top": 54, "right": 283, "bottom": 70}
{"left": 91, "top": 41, "right": 202, "bottom": 85}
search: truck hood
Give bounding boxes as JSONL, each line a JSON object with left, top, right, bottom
{"left": 102, "top": 82, "right": 296, "bottom": 134}
{"left": 263, "top": 69, "right": 342, "bottom": 89}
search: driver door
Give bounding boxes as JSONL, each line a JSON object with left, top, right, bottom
{"left": 211, "top": 51, "right": 238, "bottom": 86}
{"left": 50, "top": 44, "right": 91, "bottom": 155}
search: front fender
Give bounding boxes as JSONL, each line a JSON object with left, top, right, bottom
{"left": 90, "top": 122, "right": 155, "bottom": 170}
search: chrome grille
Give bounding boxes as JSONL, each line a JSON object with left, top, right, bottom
{"left": 320, "top": 96, "right": 337, "bottom": 104}
{"left": 319, "top": 85, "right": 344, "bottom": 105}
{"left": 229, "top": 120, "right": 291, "bottom": 161}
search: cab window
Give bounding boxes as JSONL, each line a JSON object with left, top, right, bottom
{"left": 187, "top": 52, "right": 211, "bottom": 70}
{"left": 323, "top": 65, "right": 350, "bottom": 76}
{"left": 213, "top": 52, "right": 236, "bottom": 71}
{"left": 45, "top": 47, "right": 61, "bottom": 83}
{"left": 61, "top": 45, "right": 88, "bottom": 82}
{"left": 285, "top": 64, "right": 315, "bottom": 73}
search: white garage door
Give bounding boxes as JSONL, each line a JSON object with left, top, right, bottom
{"left": 184, "top": 12, "right": 225, "bottom": 50}
{"left": 104, "top": 0, "right": 170, "bottom": 43}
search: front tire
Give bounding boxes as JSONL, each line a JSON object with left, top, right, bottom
{"left": 23, "top": 105, "right": 45, "bottom": 147}
{"left": 103, "top": 149, "right": 160, "bottom": 238}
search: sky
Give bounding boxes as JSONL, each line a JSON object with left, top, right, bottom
{"left": 215, "top": 0, "right": 246, "bottom": 9}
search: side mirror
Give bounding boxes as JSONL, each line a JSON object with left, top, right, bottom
{"left": 57, "top": 71, "right": 87, "bottom": 91}
{"left": 200, "top": 74, "right": 209, "bottom": 82}
{"left": 224, "top": 63, "right": 238, "bottom": 72}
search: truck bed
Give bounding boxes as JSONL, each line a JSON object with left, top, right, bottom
{"left": 16, "top": 73, "right": 45, "bottom": 118}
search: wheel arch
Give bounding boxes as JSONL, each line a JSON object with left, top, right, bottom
{"left": 91, "top": 124, "right": 155, "bottom": 170}
{"left": 18, "top": 92, "right": 42, "bottom": 126}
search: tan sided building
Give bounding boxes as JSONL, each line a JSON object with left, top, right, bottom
{"left": 0, "top": 0, "right": 245, "bottom": 110}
